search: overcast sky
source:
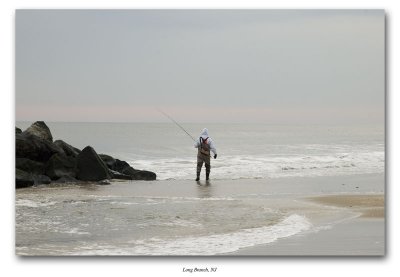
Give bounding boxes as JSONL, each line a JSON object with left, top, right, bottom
{"left": 16, "top": 10, "right": 384, "bottom": 124}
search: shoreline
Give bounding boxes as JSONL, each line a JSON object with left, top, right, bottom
{"left": 16, "top": 173, "right": 385, "bottom": 256}
{"left": 307, "top": 194, "right": 385, "bottom": 218}
{"left": 231, "top": 193, "right": 385, "bottom": 256}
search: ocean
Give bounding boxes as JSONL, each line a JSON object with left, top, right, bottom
{"left": 15, "top": 122, "right": 384, "bottom": 255}
{"left": 16, "top": 122, "right": 384, "bottom": 180}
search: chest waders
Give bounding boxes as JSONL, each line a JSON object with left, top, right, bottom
{"left": 196, "top": 137, "right": 211, "bottom": 181}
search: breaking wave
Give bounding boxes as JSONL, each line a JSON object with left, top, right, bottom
{"left": 129, "top": 147, "right": 384, "bottom": 180}
{"left": 70, "top": 214, "right": 312, "bottom": 255}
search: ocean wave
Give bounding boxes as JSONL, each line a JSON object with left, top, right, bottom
{"left": 59, "top": 228, "right": 91, "bottom": 235}
{"left": 70, "top": 214, "right": 312, "bottom": 255}
{"left": 16, "top": 199, "right": 57, "bottom": 208}
{"left": 128, "top": 149, "right": 384, "bottom": 180}
{"left": 136, "top": 218, "right": 203, "bottom": 228}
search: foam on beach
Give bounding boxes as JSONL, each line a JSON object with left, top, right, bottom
{"left": 70, "top": 214, "right": 312, "bottom": 255}
{"left": 130, "top": 149, "right": 384, "bottom": 181}
{"left": 15, "top": 173, "right": 384, "bottom": 256}
{"left": 15, "top": 199, "right": 57, "bottom": 208}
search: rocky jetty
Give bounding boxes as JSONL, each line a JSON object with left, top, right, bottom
{"left": 15, "top": 121, "right": 156, "bottom": 188}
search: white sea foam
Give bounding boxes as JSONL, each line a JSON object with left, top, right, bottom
{"left": 129, "top": 149, "right": 384, "bottom": 180}
{"left": 136, "top": 218, "right": 202, "bottom": 228}
{"left": 16, "top": 199, "right": 57, "bottom": 208}
{"left": 73, "top": 214, "right": 312, "bottom": 255}
{"left": 60, "top": 228, "right": 90, "bottom": 235}
{"left": 127, "top": 196, "right": 236, "bottom": 202}
{"left": 109, "top": 201, "right": 140, "bottom": 205}
{"left": 167, "top": 196, "right": 236, "bottom": 202}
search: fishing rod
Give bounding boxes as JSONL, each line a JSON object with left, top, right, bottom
{"left": 157, "top": 108, "right": 196, "bottom": 142}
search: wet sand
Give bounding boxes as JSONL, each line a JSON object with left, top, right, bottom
{"left": 232, "top": 193, "right": 385, "bottom": 256}
{"left": 16, "top": 173, "right": 385, "bottom": 256}
{"left": 308, "top": 194, "right": 385, "bottom": 218}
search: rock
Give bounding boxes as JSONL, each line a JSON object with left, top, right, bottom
{"left": 76, "top": 146, "right": 111, "bottom": 181}
{"left": 54, "top": 175, "right": 79, "bottom": 183}
{"left": 45, "top": 153, "right": 77, "bottom": 180}
{"left": 32, "top": 174, "right": 52, "bottom": 185}
{"left": 121, "top": 166, "right": 140, "bottom": 176}
{"left": 109, "top": 170, "right": 133, "bottom": 180}
{"left": 101, "top": 156, "right": 156, "bottom": 180}
{"left": 16, "top": 168, "right": 34, "bottom": 188}
{"left": 16, "top": 165, "right": 55, "bottom": 185}
{"left": 131, "top": 170, "right": 157, "bottom": 181}
{"left": 114, "top": 159, "right": 131, "bottom": 172}
{"left": 16, "top": 158, "right": 45, "bottom": 175}
{"left": 16, "top": 133, "right": 64, "bottom": 162}
{"left": 98, "top": 179, "right": 111, "bottom": 185}
{"left": 54, "top": 140, "right": 81, "bottom": 157}
{"left": 23, "top": 121, "right": 53, "bottom": 142}
{"left": 15, "top": 121, "right": 157, "bottom": 185}
{"left": 99, "top": 154, "right": 116, "bottom": 169}
{"left": 122, "top": 166, "right": 156, "bottom": 181}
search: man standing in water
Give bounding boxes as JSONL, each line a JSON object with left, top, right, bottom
{"left": 194, "top": 128, "right": 217, "bottom": 181}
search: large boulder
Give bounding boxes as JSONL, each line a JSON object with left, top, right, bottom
{"left": 16, "top": 133, "right": 64, "bottom": 162}
{"left": 76, "top": 146, "right": 111, "bottom": 181}
{"left": 16, "top": 158, "right": 45, "bottom": 175}
{"left": 54, "top": 140, "right": 81, "bottom": 157}
{"left": 114, "top": 159, "right": 131, "bottom": 172}
{"left": 99, "top": 154, "right": 116, "bottom": 169}
{"left": 16, "top": 168, "right": 51, "bottom": 188}
{"left": 54, "top": 175, "right": 79, "bottom": 184}
{"left": 109, "top": 170, "right": 133, "bottom": 180}
{"left": 16, "top": 168, "right": 34, "bottom": 188}
{"left": 32, "top": 174, "right": 52, "bottom": 185}
{"left": 99, "top": 155, "right": 155, "bottom": 180}
{"left": 23, "top": 121, "right": 53, "bottom": 142}
{"left": 45, "top": 153, "right": 77, "bottom": 180}
{"left": 16, "top": 127, "right": 22, "bottom": 134}
{"left": 121, "top": 166, "right": 156, "bottom": 181}
{"left": 132, "top": 170, "right": 157, "bottom": 181}
{"left": 121, "top": 166, "right": 140, "bottom": 176}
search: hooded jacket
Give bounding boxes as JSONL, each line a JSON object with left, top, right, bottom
{"left": 194, "top": 128, "right": 217, "bottom": 155}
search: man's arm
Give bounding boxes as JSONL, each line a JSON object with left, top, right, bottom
{"left": 209, "top": 140, "right": 217, "bottom": 156}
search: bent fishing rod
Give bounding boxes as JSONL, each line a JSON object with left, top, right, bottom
{"left": 157, "top": 108, "right": 196, "bottom": 142}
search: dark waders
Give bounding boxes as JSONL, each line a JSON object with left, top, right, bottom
{"left": 196, "top": 153, "right": 211, "bottom": 181}
{"left": 196, "top": 136, "right": 211, "bottom": 181}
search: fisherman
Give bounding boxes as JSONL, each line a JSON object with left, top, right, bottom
{"left": 194, "top": 128, "right": 217, "bottom": 181}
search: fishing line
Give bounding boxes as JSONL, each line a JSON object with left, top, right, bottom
{"left": 157, "top": 108, "right": 196, "bottom": 142}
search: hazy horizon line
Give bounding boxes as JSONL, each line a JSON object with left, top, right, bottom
{"left": 15, "top": 120, "right": 384, "bottom": 127}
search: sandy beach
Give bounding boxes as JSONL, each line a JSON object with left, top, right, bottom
{"left": 16, "top": 173, "right": 385, "bottom": 256}
{"left": 308, "top": 194, "right": 385, "bottom": 218}
{"left": 233, "top": 193, "right": 385, "bottom": 256}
